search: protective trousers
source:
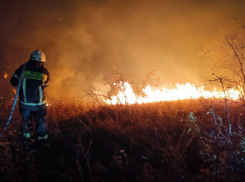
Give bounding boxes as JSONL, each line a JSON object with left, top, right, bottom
{"left": 20, "top": 105, "right": 48, "bottom": 141}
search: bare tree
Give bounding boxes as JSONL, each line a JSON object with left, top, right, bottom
{"left": 202, "top": 26, "right": 245, "bottom": 97}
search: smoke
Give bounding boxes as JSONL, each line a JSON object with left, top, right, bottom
{"left": 1, "top": 0, "right": 245, "bottom": 101}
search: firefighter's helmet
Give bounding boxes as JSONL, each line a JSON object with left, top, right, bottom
{"left": 30, "top": 50, "right": 46, "bottom": 62}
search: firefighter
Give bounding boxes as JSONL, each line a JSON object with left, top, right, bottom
{"left": 10, "top": 50, "right": 50, "bottom": 145}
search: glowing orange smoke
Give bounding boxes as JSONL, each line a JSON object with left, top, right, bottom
{"left": 104, "top": 82, "right": 241, "bottom": 105}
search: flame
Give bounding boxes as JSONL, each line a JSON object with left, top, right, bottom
{"left": 104, "top": 82, "right": 241, "bottom": 105}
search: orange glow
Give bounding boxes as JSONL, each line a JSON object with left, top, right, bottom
{"left": 104, "top": 82, "right": 241, "bottom": 105}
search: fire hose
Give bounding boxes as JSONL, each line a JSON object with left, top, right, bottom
{"left": 0, "top": 62, "right": 27, "bottom": 138}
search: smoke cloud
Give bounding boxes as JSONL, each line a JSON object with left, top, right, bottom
{"left": 1, "top": 0, "right": 245, "bottom": 102}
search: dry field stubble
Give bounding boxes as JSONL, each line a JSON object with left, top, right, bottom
{"left": 0, "top": 98, "right": 245, "bottom": 181}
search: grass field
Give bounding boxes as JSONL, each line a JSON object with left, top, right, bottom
{"left": 0, "top": 98, "right": 245, "bottom": 182}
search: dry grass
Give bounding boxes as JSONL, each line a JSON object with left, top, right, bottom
{"left": 0, "top": 98, "right": 245, "bottom": 181}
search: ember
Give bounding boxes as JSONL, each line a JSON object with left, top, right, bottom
{"left": 3, "top": 71, "right": 8, "bottom": 79}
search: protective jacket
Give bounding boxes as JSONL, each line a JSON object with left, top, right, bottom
{"left": 10, "top": 61, "right": 50, "bottom": 109}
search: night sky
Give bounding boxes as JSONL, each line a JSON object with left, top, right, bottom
{"left": 1, "top": 0, "right": 245, "bottom": 101}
